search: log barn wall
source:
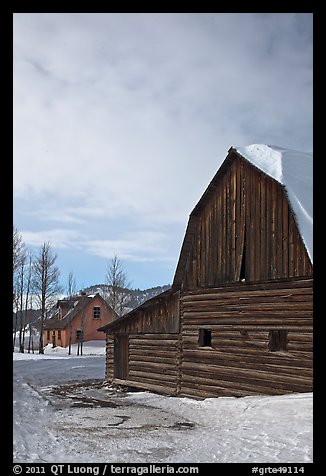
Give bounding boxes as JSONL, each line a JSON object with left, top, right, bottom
{"left": 180, "top": 277, "right": 313, "bottom": 399}
{"left": 103, "top": 291, "right": 180, "bottom": 395}
{"left": 105, "top": 334, "right": 114, "bottom": 382}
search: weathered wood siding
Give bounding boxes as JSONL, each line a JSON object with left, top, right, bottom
{"left": 128, "top": 334, "right": 180, "bottom": 395}
{"left": 180, "top": 277, "right": 313, "bottom": 399}
{"left": 104, "top": 291, "right": 180, "bottom": 395}
{"left": 105, "top": 334, "right": 114, "bottom": 382}
{"left": 107, "top": 290, "right": 180, "bottom": 335}
{"left": 114, "top": 335, "right": 129, "bottom": 379}
{"left": 105, "top": 334, "right": 180, "bottom": 395}
{"left": 178, "top": 154, "right": 312, "bottom": 291}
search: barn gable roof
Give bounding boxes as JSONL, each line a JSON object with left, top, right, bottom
{"left": 235, "top": 144, "right": 312, "bottom": 263}
{"left": 173, "top": 144, "right": 312, "bottom": 289}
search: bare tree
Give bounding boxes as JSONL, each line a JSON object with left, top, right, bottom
{"left": 22, "top": 252, "right": 33, "bottom": 353}
{"left": 67, "top": 271, "right": 77, "bottom": 356}
{"left": 13, "top": 226, "right": 25, "bottom": 275}
{"left": 105, "top": 255, "right": 130, "bottom": 317}
{"left": 32, "top": 242, "right": 62, "bottom": 354}
{"left": 13, "top": 227, "right": 26, "bottom": 351}
{"left": 12, "top": 289, "right": 20, "bottom": 351}
{"left": 13, "top": 257, "right": 25, "bottom": 352}
{"left": 27, "top": 292, "right": 35, "bottom": 354}
{"left": 15, "top": 252, "right": 27, "bottom": 352}
{"left": 77, "top": 292, "right": 87, "bottom": 356}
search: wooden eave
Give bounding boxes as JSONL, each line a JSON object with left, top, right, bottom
{"left": 97, "top": 288, "right": 174, "bottom": 333}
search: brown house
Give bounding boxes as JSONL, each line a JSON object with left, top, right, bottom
{"left": 99, "top": 144, "right": 313, "bottom": 399}
{"left": 44, "top": 293, "right": 116, "bottom": 348}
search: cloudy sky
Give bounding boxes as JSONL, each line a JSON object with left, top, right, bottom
{"left": 13, "top": 13, "right": 313, "bottom": 292}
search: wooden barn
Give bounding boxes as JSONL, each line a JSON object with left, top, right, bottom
{"left": 99, "top": 144, "right": 313, "bottom": 399}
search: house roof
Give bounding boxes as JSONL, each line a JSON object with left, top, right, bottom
{"left": 44, "top": 293, "right": 112, "bottom": 330}
{"left": 172, "top": 144, "right": 313, "bottom": 289}
{"left": 56, "top": 297, "right": 80, "bottom": 309}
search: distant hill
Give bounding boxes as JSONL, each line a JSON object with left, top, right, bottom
{"left": 81, "top": 283, "right": 171, "bottom": 313}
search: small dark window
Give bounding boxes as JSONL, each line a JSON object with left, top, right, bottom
{"left": 47, "top": 330, "right": 50, "bottom": 340}
{"left": 199, "top": 329, "right": 212, "bottom": 347}
{"left": 93, "top": 306, "right": 101, "bottom": 319}
{"left": 269, "top": 330, "right": 288, "bottom": 352}
{"left": 58, "top": 329, "right": 61, "bottom": 340}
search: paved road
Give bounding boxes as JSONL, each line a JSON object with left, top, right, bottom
{"left": 13, "top": 356, "right": 195, "bottom": 463}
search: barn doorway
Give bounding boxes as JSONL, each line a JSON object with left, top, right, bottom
{"left": 114, "top": 335, "right": 129, "bottom": 379}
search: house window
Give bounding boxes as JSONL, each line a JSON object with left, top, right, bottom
{"left": 269, "top": 330, "right": 288, "bottom": 352}
{"left": 58, "top": 329, "right": 61, "bottom": 340}
{"left": 198, "top": 329, "right": 212, "bottom": 347}
{"left": 47, "top": 330, "right": 50, "bottom": 340}
{"left": 93, "top": 306, "right": 101, "bottom": 319}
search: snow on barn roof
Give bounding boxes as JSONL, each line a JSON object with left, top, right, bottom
{"left": 234, "top": 144, "right": 313, "bottom": 263}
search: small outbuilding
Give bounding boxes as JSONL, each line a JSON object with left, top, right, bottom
{"left": 99, "top": 144, "right": 313, "bottom": 398}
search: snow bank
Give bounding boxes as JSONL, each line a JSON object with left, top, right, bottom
{"left": 235, "top": 144, "right": 313, "bottom": 262}
{"left": 13, "top": 340, "right": 106, "bottom": 360}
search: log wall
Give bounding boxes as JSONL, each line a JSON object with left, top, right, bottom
{"left": 104, "top": 291, "right": 180, "bottom": 395}
{"left": 105, "top": 334, "right": 114, "bottom": 382}
{"left": 180, "top": 277, "right": 313, "bottom": 399}
{"left": 105, "top": 333, "right": 179, "bottom": 395}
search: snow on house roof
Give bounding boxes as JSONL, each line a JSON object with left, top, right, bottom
{"left": 234, "top": 144, "right": 313, "bottom": 263}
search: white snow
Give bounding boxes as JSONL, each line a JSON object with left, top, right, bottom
{"left": 13, "top": 344, "right": 313, "bottom": 463}
{"left": 235, "top": 144, "right": 313, "bottom": 262}
{"left": 13, "top": 340, "right": 106, "bottom": 360}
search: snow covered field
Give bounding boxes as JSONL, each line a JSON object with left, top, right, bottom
{"left": 13, "top": 342, "right": 313, "bottom": 463}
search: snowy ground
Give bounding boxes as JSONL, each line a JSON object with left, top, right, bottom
{"left": 13, "top": 342, "right": 313, "bottom": 463}
{"left": 13, "top": 340, "right": 106, "bottom": 359}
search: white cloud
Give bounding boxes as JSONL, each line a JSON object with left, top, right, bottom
{"left": 21, "top": 229, "right": 83, "bottom": 250}
{"left": 85, "top": 230, "right": 175, "bottom": 263}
